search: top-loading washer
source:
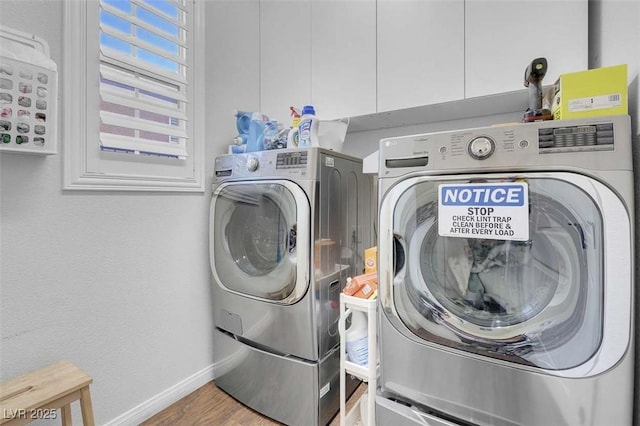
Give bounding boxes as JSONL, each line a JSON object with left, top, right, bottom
{"left": 210, "top": 147, "right": 372, "bottom": 426}
{"left": 376, "top": 115, "right": 634, "bottom": 426}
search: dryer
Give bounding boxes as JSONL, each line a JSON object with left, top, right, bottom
{"left": 210, "top": 148, "right": 372, "bottom": 425}
{"left": 376, "top": 115, "right": 634, "bottom": 425}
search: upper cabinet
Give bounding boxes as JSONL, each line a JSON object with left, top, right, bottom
{"left": 465, "top": 0, "right": 588, "bottom": 98}
{"left": 260, "top": 0, "right": 312, "bottom": 126}
{"left": 377, "top": 0, "right": 465, "bottom": 112}
{"left": 253, "top": 0, "right": 588, "bottom": 124}
{"left": 311, "top": 0, "right": 377, "bottom": 120}
{"left": 259, "top": 0, "right": 375, "bottom": 122}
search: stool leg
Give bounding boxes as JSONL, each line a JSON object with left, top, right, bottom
{"left": 61, "top": 404, "right": 72, "bottom": 426}
{"left": 79, "top": 386, "right": 96, "bottom": 426}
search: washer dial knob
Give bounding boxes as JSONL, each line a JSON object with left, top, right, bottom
{"left": 247, "top": 156, "right": 259, "bottom": 172}
{"left": 468, "top": 136, "right": 495, "bottom": 160}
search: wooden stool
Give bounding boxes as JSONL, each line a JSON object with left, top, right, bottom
{"left": 0, "top": 360, "right": 95, "bottom": 426}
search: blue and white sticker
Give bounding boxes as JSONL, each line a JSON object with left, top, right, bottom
{"left": 438, "top": 182, "right": 529, "bottom": 241}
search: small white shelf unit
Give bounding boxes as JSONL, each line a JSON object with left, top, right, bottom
{"left": 339, "top": 293, "right": 378, "bottom": 426}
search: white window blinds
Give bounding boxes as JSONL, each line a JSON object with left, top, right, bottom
{"left": 99, "top": 0, "right": 189, "bottom": 159}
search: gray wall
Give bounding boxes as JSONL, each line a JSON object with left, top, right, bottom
{"left": 0, "top": 0, "right": 638, "bottom": 424}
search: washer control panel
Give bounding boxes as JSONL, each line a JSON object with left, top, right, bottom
{"left": 275, "top": 150, "right": 308, "bottom": 169}
{"left": 379, "top": 115, "right": 631, "bottom": 177}
{"left": 468, "top": 136, "right": 496, "bottom": 160}
{"left": 246, "top": 155, "right": 259, "bottom": 171}
{"left": 537, "top": 122, "right": 614, "bottom": 153}
{"left": 213, "top": 148, "right": 317, "bottom": 182}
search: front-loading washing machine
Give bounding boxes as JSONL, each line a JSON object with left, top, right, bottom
{"left": 210, "top": 148, "right": 372, "bottom": 425}
{"left": 376, "top": 115, "right": 634, "bottom": 425}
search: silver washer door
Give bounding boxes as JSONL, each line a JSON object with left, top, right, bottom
{"left": 379, "top": 172, "right": 632, "bottom": 377}
{"left": 210, "top": 180, "right": 310, "bottom": 304}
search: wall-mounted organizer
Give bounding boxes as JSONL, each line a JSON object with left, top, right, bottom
{"left": 0, "top": 26, "right": 58, "bottom": 155}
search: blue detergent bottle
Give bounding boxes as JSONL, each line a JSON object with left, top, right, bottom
{"left": 234, "top": 110, "right": 252, "bottom": 135}
{"left": 247, "top": 112, "right": 266, "bottom": 152}
{"left": 298, "top": 105, "right": 319, "bottom": 148}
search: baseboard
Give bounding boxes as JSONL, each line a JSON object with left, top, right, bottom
{"left": 104, "top": 363, "right": 215, "bottom": 426}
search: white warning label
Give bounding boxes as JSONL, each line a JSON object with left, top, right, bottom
{"left": 568, "top": 93, "right": 622, "bottom": 112}
{"left": 438, "top": 182, "right": 530, "bottom": 241}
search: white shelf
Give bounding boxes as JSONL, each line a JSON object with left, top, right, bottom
{"left": 344, "top": 360, "right": 379, "bottom": 383}
{"left": 346, "top": 87, "right": 551, "bottom": 134}
{"left": 339, "top": 293, "right": 377, "bottom": 426}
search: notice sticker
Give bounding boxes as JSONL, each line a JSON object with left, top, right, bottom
{"left": 438, "top": 182, "right": 529, "bottom": 241}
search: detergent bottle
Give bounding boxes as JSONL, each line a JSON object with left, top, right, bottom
{"left": 234, "top": 110, "right": 252, "bottom": 136}
{"left": 247, "top": 112, "right": 266, "bottom": 152}
{"left": 287, "top": 107, "right": 301, "bottom": 148}
{"left": 345, "top": 309, "right": 368, "bottom": 366}
{"left": 298, "top": 105, "right": 319, "bottom": 148}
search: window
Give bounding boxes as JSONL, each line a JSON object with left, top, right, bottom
{"left": 64, "top": 0, "right": 204, "bottom": 191}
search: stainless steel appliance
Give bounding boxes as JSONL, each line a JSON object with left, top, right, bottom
{"left": 376, "top": 115, "right": 634, "bottom": 425}
{"left": 210, "top": 148, "right": 372, "bottom": 425}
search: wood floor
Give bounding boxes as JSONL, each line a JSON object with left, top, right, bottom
{"left": 141, "top": 381, "right": 367, "bottom": 426}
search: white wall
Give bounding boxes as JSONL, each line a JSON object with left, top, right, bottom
{"left": 588, "top": 3, "right": 640, "bottom": 423}
{"left": 589, "top": 0, "right": 640, "bottom": 136}
{"left": 1, "top": 0, "right": 638, "bottom": 425}
{"left": 0, "top": 0, "right": 233, "bottom": 424}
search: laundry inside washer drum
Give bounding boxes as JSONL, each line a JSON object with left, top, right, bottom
{"left": 226, "top": 194, "right": 291, "bottom": 277}
{"left": 405, "top": 193, "right": 590, "bottom": 359}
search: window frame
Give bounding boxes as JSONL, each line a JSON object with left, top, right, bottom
{"left": 63, "top": 0, "right": 205, "bottom": 192}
